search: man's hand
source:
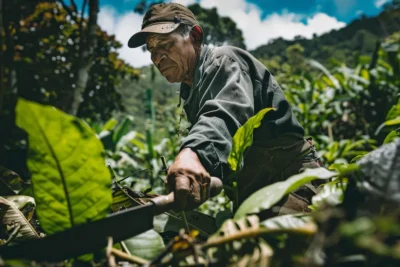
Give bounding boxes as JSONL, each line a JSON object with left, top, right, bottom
{"left": 167, "top": 148, "right": 211, "bottom": 211}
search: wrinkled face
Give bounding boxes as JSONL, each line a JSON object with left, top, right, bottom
{"left": 146, "top": 30, "right": 196, "bottom": 83}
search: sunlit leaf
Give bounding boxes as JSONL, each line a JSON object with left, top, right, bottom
{"left": 234, "top": 168, "right": 337, "bottom": 219}
{"left": 15, "top": 98, "right": 112, "bottom": 234}
{"left": 384, "top": 128, "right": 400, "bottom": 144}
{"left": 228, "top": 108, "right": 275, "bottom": 172}
{"left": 312, "top": 180, "right": 347, "bottom": 209}
{"left": 102, "top": 118, "right": 118, "bottom": 131}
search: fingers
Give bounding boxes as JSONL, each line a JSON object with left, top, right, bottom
{"left": 174, "top": 176, "right": 190, "bottom": 211}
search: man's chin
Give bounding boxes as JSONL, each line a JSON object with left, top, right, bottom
{"left": 164, "top": 74, "right": 182, "bottom": 84}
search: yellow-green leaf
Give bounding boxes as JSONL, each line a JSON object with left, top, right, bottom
{"left": 228, "top": 108, "right": 275, "bottom": 172}
{"left": 15, "top": 98, "right": 112, "bottom": 234}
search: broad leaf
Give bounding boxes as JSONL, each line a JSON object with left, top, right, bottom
{"left": 0, "top": 196, "right": 40, "bottom": 242}
{"left": 0, "top": 166, "right": 24, "bottom": 195}
{"left": 228, "top": 108, "right": 275, "bottom": 172}
{"left": 122, "top": 229, "right": 165, "bottom": 260}
{"left": 234, "top": 168, "right": 337, "bottom": 219}
{"left": 261, "top": 214, "right": 315, "bottom": 233}
{"left": 15, "top": 98, "right": 112, "bottom": 234}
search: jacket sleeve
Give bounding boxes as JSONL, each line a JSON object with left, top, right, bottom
{"left": 180, "top": 55, "right": 254, "bottom": 180}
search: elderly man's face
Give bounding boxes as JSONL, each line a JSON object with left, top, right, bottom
{"left": 146, "top": 30, "right": 196, "bottom": 83}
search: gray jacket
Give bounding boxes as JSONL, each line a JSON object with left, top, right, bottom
{"left": 179, "top": 45, "right": 304, "bottom": 180}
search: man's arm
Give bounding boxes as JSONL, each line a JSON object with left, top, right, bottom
{"left": 167, "top": 55, "right": 254, "bottom": 210}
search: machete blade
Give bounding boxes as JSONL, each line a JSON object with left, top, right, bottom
{"left": 0, "top": 202, "right": 155, "bottom": 261}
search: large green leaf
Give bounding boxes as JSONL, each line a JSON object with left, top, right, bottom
{"left": 234, "top": 168, "right": 337, "bottom": 219}
{"left": 15, "top": 98, "right": 112, "bottom": 234}
{"left": 122, "top": 229, "right": 165, "bottom": 260}
{"left": 228, "top": 108, "right": 275, "bottom": 172}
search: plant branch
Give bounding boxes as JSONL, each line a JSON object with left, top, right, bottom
{"left": 78, "top": 0, "right": 88, "bottom": 43}
{"left": 111, "top": 248, "right": 149, "bottom": 265}
{"left": 1, "top": 223, "right": 21, "bottom": 246}
{"left": 70, "top": 0, "right": 78, "bottom": 13}
{"left": 202, "top": 224, "right": 316, "bottom": 250}
{"left": 59, "top": 0, "right": 76, "bottom": 19}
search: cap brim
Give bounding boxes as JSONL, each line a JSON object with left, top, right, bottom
{"left": 128, "top": 23, "right": 180, "bottom": 48}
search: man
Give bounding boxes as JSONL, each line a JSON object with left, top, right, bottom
{"left": 128, "top": 3, "right": 321, "bottom": 213}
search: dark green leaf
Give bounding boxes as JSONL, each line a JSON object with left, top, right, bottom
{"left": 112, "top": 115, "right": 134, "bottom": 144}
{"left": 122, "top": 229, "right": 164, "bottom": 260}
{"left": 0, "top": 166, "right": 24, "bottom": 195}
{"left": 234, "top": 168, "right": 337, "bottom": 219}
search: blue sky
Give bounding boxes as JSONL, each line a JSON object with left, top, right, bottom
{"left": 87, "top": 0, "right": 391, "bottom": 67}
{"left": 97, "top": 0, "right": 388, "bottom": 23}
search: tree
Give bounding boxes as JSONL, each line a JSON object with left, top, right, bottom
{"left": 188, "top": 3, "right": 246, "bottom": 49}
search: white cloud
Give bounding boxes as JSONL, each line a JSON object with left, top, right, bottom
{"left": 198, "top": 0, "right": 346, "bottom": 50}
{"left": 98, "top": 0, "right": 346, "bottom": 67}
{"left": 172, "top": 0, "right": 196, "bottom": 6}
{"left": 98, "top": 6, "right": 152, "bottom": 68}
{"left": 375, "top": 0, "right": 390, "bottom": 8}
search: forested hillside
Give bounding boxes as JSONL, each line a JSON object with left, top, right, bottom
{"left": 251, "top": 2, "right": 400, "bottom": 67}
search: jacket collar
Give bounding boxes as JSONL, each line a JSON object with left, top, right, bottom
{"left": 179, "top": 44, "right": 210, "bottom": 102}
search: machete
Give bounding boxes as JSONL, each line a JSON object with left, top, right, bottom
{"left": 0, "top": 177, "right": 223, "bottom": 261}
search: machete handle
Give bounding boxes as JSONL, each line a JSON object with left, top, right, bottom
{"left": 150, "top": 176, "right": 223, "bottom": 215}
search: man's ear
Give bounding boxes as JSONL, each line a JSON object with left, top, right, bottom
{"left": 190, "top": 25, "right": 203, "bottom": 49}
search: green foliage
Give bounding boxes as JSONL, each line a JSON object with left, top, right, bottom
{"left": 234, "top": 168, "right": 337, "bottom": 219}
{"left": 122, "top": 229, "right": 165, "bottom": 260}
{"left": 15, "top": 98, "right": 112, "bottom": 234}
{"left": 311, "top": 179, "right": 347, "bottom": 210}
{"left": 8, "top": 2, "right": 139, "bottom": 121}
{"left": 0, "top": 196, "right": 40, "bottom": 242}
{"left": 251, "top": 5, "right": 400, "bottom": 67}
{"left": 228, "top": 108, "right": 275, "bottom": 173}
{"left": 188, "top": 3, "right": 246, "bottom": 49}
{"left": 0, "top": 166, "right": 24, "bottom": 195}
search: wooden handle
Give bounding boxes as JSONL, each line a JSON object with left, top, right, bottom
{"left": 150, "top": 177, "right": 223, "bottom": 215}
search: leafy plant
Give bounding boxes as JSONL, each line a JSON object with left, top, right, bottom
{"left": 15, "top": 98, "right": 112, "bottom": 234}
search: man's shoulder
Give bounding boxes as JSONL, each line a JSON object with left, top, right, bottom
{"left": 209, "top": 45, "right": 248, "bottom": 60}
{"left": 206, "top": 45, "right": 254, "bottom": 72}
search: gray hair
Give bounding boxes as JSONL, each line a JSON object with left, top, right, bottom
{"left": 176, "top": 24, "right": 192, "bottom": 37}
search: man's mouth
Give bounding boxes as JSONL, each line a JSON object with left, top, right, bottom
{"left": 160, "top": 66, "right": 173, "bottom": 73}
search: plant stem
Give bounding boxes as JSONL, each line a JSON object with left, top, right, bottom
{"left": 181, "top": 211, "right": 190, "bottom": 233}
{"left": 201, "top": 224, "right": 316, "bottom": 250}
{"left": 111, "top": 248, "right": 149, "bottom": 265}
